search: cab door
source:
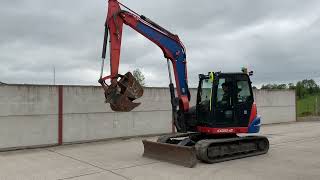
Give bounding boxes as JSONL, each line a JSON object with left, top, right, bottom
{"left": 214, "top": 76, "right": 236, "bottom": 126}
{"left": 196, "top": 78, "right": 213, "bottom": 126}
{"left": 234, "top": 75, "right": 254, "bottom": 127}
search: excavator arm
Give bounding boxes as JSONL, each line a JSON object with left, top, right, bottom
{"left": 99, "top": 0, "right": 190, "bottom": 113}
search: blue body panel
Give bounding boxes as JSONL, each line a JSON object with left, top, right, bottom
{"left": 248, "top": 116, "right": 261, "bottom": 133}
{"left": 136, "top": 22, "right": 188, "bottom": 96}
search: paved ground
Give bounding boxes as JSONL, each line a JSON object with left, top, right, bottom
{"left": 0, "top": 121, "right": 320, "bottom": 180}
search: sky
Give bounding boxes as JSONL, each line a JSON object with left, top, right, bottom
{"left": 1, "top": 0, "right": 320, "bottom": 87}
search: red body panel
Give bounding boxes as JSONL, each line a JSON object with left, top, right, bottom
{"left": 249, "top": 102, "right": 257, "bottom": 124}
{"left": 197, "top": 102, "right": 257, "bottom": 135}
{"left": 197, "top": 126, "right": 248, "bottom": 134}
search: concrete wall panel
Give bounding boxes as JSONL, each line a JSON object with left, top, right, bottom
{"left": 0, "top": 115, "right": 58, "bottom": 149}
{"left": 0, "top": 85, "right": 59, "bottom": 150}
{"left": 63, "top": 111, "right": 171, "bottom": 143}
{"left": 62, "top": 86, "right": 174, "bottom": 113}
{"left": 254, "top": 90, "right": 295, "bottom": 107}
{"left": 254, "top": 90, "right": 296, "bottom": 124}
{"left": 259, "top": 107, "right": 296, "bottom": 124}
{"left": 0, "top": 85, "right": 58, "bottom": 116}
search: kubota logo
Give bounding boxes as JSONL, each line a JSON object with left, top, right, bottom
{"left": 217, "top": 129, "right": 234, "bottom": 133}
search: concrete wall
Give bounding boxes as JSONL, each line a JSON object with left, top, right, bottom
{"left": 254, "top": 90, "right": 296, "bottom": 124}
{"left": 0, "top": 85, "right": 58, "bottom": 149}
{"left": 62, "top": 87, "right": 172, "bottom": 143}
{"left": 0, "top": 85, "right": 296, "bottom": 150}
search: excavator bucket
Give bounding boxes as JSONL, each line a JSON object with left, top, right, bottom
{"left": 104, "top": 72, "right": 144, "bottom": 112}
{"left": 118, "top": 72, "right": 144, "bottom": 100}
{"left": 142, "top": 140, "right": 198, "bottom": 168}
{"left": 109, "top": 95, "right": 141, "bottom": 112}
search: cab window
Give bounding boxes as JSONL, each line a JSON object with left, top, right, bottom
{"left": 217, "top": 78, "right": 226, "bottom": 102}
{"left": 200, "top": 79, "right": 212, "bottom": 104}
{"left": 217, "top": 78, "right": 233, "bottom": 107}
{"left": 236, "top": 80, "right": 252, "bottom": 103}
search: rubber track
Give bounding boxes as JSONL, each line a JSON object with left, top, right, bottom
{"left": 195, "top": 136, "right": 269, "bottom": 164}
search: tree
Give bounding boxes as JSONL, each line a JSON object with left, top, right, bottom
{"left": 277, "top": 84, "right": 287, "bottom": 89}
{"left": 261, "top": 84, "right": 273, "bottom": 90}
{"left": 296, "top": 81, "right": 307, "bottom": 99}
{"left": 303, "top": 79, "right": 319, "bottom": 94}
{"left": 295, "top": 79, "right": 319, "bottom": 98}
{"left": 261, "top": 83, "right": 287, "bottom": 90}
{"left": 288, "top": 83, "right": 296, "bottom": 90}
{"left": 260, "top": 79, "right": 319, "bottom": 99}
{"left": 132, "top": 68, "right": 146, "bottom": 87}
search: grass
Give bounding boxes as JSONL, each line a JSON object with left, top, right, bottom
{"left": 297, "top": 93, "right": 320, "bottom": 117}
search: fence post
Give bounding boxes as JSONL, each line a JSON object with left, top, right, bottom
{"left": 58, "top": 86, "right": 63, "bottom": 145}
{"left": 316, "top": 96, "right": 318, "bottom": 116}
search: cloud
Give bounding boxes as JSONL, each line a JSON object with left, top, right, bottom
{"left": 1, "top": 0, "right": 320, "bottom": 87}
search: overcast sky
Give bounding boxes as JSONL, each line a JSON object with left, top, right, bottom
{"left": 1, "top": 0, "right": 320, "bottom": 87}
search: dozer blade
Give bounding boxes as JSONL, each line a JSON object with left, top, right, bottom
{"left": 142, "top": 140, "right": 198, "bottom": 168}
{"left": 104, "top": 72, "right": 144, "bottom": 112}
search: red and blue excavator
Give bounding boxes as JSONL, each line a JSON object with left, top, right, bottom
{"left": 98, "top": 0, "right": 269, "bottom": 167}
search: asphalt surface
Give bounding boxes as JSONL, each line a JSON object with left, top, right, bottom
{"left": 0, "top": 121, "right": 319, "bottom": 180}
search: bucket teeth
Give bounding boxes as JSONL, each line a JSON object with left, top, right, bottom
{"left": 104, "top": 72, "right": 144, "bottom": 112}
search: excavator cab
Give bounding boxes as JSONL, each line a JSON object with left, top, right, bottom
{"left": 196, "top": 72, "right": 254, "bottom": 129}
